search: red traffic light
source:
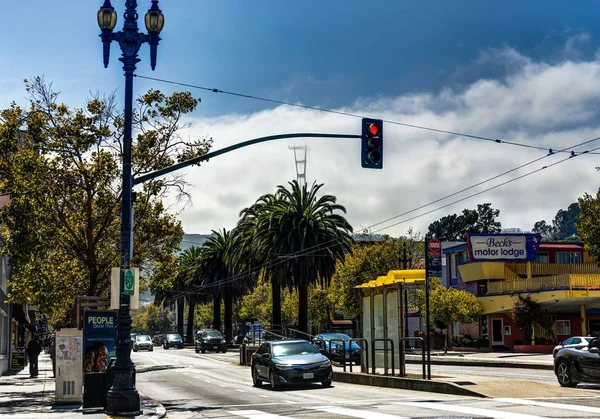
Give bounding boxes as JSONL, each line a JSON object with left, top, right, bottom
{"left": 368, "top": 123, "right": 379, "bottom": 136}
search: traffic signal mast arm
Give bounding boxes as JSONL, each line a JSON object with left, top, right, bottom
{"left": 133, "top": 132, "right": 361, "bottom": 185}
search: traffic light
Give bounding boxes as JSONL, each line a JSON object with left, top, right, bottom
{"left": 361, "top": 118, "right": 383, "bottom": 169}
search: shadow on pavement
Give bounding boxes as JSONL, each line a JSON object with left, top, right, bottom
{"left": 161, "top": 399, "right": 220, "bottom": 414}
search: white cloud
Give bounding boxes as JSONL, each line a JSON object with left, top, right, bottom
{"left": 155, "top": 50, "right": 600, "bottom": 238}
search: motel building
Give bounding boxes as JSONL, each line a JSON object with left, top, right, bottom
{"left": 445, "top": 233, "right": 600, "bottom": 352}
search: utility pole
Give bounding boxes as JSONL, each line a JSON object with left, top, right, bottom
{"left": 398, "top": 241, "right": 412, "bottom": 348}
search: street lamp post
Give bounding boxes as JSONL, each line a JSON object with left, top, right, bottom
{"left": 97, "top": 0, "right": 164, "bottom": 415}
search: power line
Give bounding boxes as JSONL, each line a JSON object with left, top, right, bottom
{"left": 134, "top": 74, "right": 600, "bottom": 156}
{"left": 160, "top": 138, "right": 600, "bottom": 303}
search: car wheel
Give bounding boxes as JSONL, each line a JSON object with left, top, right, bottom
{"left": 201, "top": 348, "right": 206, "bottom": 354}
{"left": 252, "top": 366, "right": 262, "bottom": 387}
{"left": 269, "top": 370, "right": 279, "bottom": 391}
{"left": 322, "top": 380, "right": 332, "bottom": 388}
{"left": 149, "top": 347, "right": 153, "bottom": 352}
{"left": 133, "top": 348, "right": 138, "bottom": 352}
{"left": 556, "top": 359, "right": 579, "bottom": 387}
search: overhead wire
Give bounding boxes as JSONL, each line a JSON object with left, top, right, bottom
{"left": 134, "top": 74, "right": 600, "bottom": 156}
{"left": 160, "top": 137, "right": 600, "bottom": 304}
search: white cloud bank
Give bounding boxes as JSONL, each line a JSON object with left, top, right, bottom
{"left": 158, "top": 48, "right": 600, "bottom": 238}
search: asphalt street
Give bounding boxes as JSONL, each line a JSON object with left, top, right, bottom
{"left": 133, "top": 346, "right": 600, "bottom": 419}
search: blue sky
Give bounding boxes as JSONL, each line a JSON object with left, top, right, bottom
{"left": 2, "top": 1, "right": 600, "bottom": 236}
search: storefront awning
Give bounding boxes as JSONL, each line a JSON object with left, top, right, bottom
{"left": 355, "top": 269, "right": 427, "bottom": 288}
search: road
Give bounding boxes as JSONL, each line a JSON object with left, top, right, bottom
{"left": 133, "top": 347, "right": 600, "bottom": 418}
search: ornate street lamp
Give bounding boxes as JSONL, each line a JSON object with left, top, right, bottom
{"left": 97, "top": 0, "right": 164, "bottom": 415}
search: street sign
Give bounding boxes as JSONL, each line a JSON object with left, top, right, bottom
{"left": 123, "top": 269, "right": 135, "bottom": 296}
{"left": 428, "top": 238, "right": 441, "bottom": 253}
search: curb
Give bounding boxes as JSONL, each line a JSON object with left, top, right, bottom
{"left": 332, "top": 371, "right": 487, "bottom": 398}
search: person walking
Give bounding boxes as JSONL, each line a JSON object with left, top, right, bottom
{"left": 27, "top": 335, "right": 42, "bottom": 378}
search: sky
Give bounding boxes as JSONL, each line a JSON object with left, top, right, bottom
{"left": 2, "top": 1, "right": 600, "bottom": 238}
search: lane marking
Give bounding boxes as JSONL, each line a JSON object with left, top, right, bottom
{"left": 204, "top": 380, "right": 211, "bottom": 383}
{"left": 227, "top": 410, "right": 294, "bottom": 419}
{"left": 143, "top": 354, "right": 162, "bottom": 366}
{"left": 498, "top": 398, "right": 600, "bottom": 414}
{"left": 258, "top": 395, "right": 269, "bottom": 398}
{"left": 219, "top": 384, "right": 226, "bottom": 387}
{"left": 236, "top": 389, "right": 246, "bottom": 393}
{"left": 398, "top": 401, "right": 551, "bottom": 419}
{"left": 310, "top": 405, "right": 408, "bottom": 418}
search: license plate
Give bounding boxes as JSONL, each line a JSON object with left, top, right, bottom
{"left": 303, "top": 372, "right": 314, "bottom": 379}
{"left": 213, "top": 346, "right": 218, "bottom": 349}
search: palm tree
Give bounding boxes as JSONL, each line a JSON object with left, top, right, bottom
{"left": 268, "top": 180, "right": 353, "bottom": 334}
{"left": 190, "top": 229, "right": 254, "bottom": 343}
{"left": 176, "top": 246, "right": 208, "bottom": 343}
{"left": 235, "top": 194, "right": 285, "bottom": 331}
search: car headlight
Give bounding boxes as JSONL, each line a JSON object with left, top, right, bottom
{"left": 274, "top": 363, "right": 294, "bottom": 370}
{"left": 317, "top": 360, "right": 331, "bottom": 368}
{"left": 222, "top": 339, "right": 226, "bottom": 343}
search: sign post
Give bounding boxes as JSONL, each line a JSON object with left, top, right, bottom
{"left": 123, "top": 269, "right": 135, "bottom": 296}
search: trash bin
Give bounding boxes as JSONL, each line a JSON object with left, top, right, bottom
{"left": 83, "top": 372, "right": 106, "bottom": 408}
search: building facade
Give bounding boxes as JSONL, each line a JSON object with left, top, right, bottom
{"left": 444, "top": 234, "right": 600, "bottom": 351}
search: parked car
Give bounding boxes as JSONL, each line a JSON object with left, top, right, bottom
{"left": 251, "top": 339, "right": 333, "bottom": 390}
{"left": 195, "top": 329, "right": 227, "bottom": 353}
{"left": 555, "top": 337, "right": 600, "bottom": 387}
{"left": 133, "top": 334, "right": 153, "bottom": 352}
{"left": 163, "top": 333, "right": 184, "bottom": 350}
{"left": 553, "top": 336, "right": 593, "bottom": 358}
{"left": 243, "top": 330, "right": 265, "bottom": 344}
{"left": 312, "top": 333, "right": 362, "bottom": 365}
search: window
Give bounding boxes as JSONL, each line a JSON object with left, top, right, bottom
{"left": 571, "top": 338, "right": 581, "bottom": 344}
{"left": 556, "top": 320, "right": 571, "bottom": 335}
{"left": 450, "top": 254, "right": 458, "bottom": 279}
{"left": 504, "top": 326, "right": 511, "bottom": 335}
{"left": 555, "top": 252, "right": 582, "bottom": 264}
{"left": 535, "top": 252, "right": 549, "bottom": 264}
{"left": 563, "top": 338, "right": 573, "bottom": 345}
{"left": 457, "top": 251, "right": 469, "bottom": 265}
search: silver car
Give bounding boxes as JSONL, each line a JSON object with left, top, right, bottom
{"left": 133, "top": 334, "right": 153, "bottom": 352}
{"left": 553, "top": 336, "right": 593, "bottom": 358}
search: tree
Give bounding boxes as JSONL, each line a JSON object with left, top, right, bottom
{"left": 532, "top": 202, "right": 581, "bottom": 241}
{"left": 0, "top": 78, "right": 211, "bottom": 326}
{"left": 427, "top": 203, "right": 501, "bottom": 241}
{"left": 131, "top": 304, "right": 172, "bottom": 335}
{"left": 266, "top": 181, "right": 353, "bottom": 334}
{"left": 429, "top": 286, "right": 483, "bottom": 352}
{"left": 577, "top": 192, "right": 600, "bottom": 262}
{"left": 329, "top": 231, "right": 424, "bottom": 318}
{"left": 509, "top": 295, "right": 543, "bottom": 344}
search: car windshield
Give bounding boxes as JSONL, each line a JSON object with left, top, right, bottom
{"left": 137, "top": 335, "right": 150, "bottom": 341}
{"left": 320, "top": 334, "right": 350, "bottom": 342}
{"left": 272, "top": 342, "right": 319, "bottom": 357}
{"left": 168, "top": 334, "right": 181, "bottom": 341}
{"left": 204, "top": 331, "right": 222, "bottom": 338}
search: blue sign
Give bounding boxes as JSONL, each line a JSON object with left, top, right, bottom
{"left": 83, "top": 311, "right": 116, "bottom": 373}
{"left": 467, "top": 233, "right": 541, "bottom": 262}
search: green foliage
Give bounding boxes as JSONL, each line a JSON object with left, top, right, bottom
{"left": 131, "top": 304, "right": 173, "bottom": 335}
{"left": 0, "top": 77, "right": 210, "bottom": 326}
{"left": 509, "top": 295, "right": 543, "bottom": 343}
{"left": 533, "top": 202, "right": 580, "bottom": 241}
{"left": 236, "top": 277, "right": 272, "bottom": 324}
{"left": 577, "top": 192, "right": 600, "bottom": 261}
{"left": 429, "top": 286, "right": 483, "bottom": 327}
{"left": 427, "top": 203, "right": 501, "bottom": 241}
{"left": 329, "top": 230, "right": 424, "bottom": 318}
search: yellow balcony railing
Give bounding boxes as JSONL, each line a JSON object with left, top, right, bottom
{"left": 505, "top": 262, "right": 600, "bottom": 276}
{"left": 486, "top": 274, "right": 600, "bottom": 294}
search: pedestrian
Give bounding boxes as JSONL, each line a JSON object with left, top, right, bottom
{"left": 27, "top": 335, "right": 42, "bottom": 378}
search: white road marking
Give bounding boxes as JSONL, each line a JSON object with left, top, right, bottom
{"left": 236, "top": 389, "right": 246, "bottom": 393}
{"left": 219, "top": 384, "right": 226, "bottom": 387}
{"left": 310, "top": 405, "right": 408, "bottom": 418}
{"left": 258, "top": 395, "right": 269, "bottom": 398}
{"left": 227, "top": 410, "right": 294, "bottom": 419}
{"left": 398, "top": 401, "right": 551, "bottom": 419}
{"left": 143, "top": 354, "right": 162, "bottom": 366}
{"left": 204, "top": 380, "right": 211, "bottom": 383}
{"left": 498, "top": 398, "right": 600, "bottom": 414}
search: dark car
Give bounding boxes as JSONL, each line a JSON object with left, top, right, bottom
{"left": 312, "top": 333, "right": 362, "bottom": 365}
{"left": 251, "top": 340, "right": 333, "bottom": 390}
{"left": 555, "top": 337, "right": 600, "bottom": 387}
{"left": 133, "top": 334, "right": 153, "bottom": 352}
{"left": 195, "top": 329, "right": 227, "bottom": 353}
{"left": 163, "top": 333, "right": 184, "bottom": 350}
{"left": 243, "top": 330, "right": 265, "bottom": 345}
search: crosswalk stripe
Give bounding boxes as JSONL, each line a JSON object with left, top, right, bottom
{"left": 497, "top": 398, "right": 600, "bottom": 414}
{"left": 398, "top": 401, "right": 551, "bottom": 419}
{"left": 227, "top": 410, "right": 294, "bottom": 419}
{"left": 310, "top": 405, "right": 408, "bottom": 418}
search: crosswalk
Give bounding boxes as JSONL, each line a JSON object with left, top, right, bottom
{"left": 223, "top": 398, "right": 600, "bottom": 418}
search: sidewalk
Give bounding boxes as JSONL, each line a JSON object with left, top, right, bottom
{"left": 0, "top": 353, "right": 165, "bottom": 418}
{"left": 332, "top": 350, "right": 593, "bottom": 398}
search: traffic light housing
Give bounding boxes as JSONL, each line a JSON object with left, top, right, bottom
{"left": 361, "top": 118, "right": 383, "bottom": 169}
